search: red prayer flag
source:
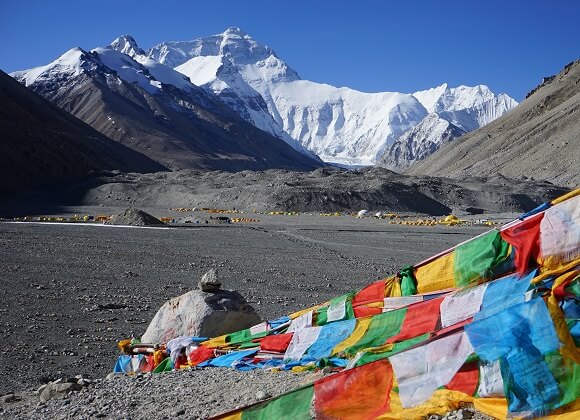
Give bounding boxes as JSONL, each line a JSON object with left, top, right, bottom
{"left": 314, "top": 358, "right": 393, "bottom": 420}
{"left": 352, "top": 280, "right": 385, "bottom": 306}
{"left": 259, "top": 333, "right": 294, "bottom": 353}
{"left": 386, "top": 297, "right": 443, "bottom": 343}
{"left": 188, "top": 345, "right": 214, "bottom": 366}
{"left": 553, "top": 270, "right": 579, "bottom": 300}
{"left": 445, "top": 361, "right": 479, "bottom": 396}
{"left": 500, "top": 213, "right": 543, "bottom": 275}
{"left": 353, "top": 305, "right": 383, "bottom": 318}
{"left": 142, "top": 355, "right": 155, "bottom": 372}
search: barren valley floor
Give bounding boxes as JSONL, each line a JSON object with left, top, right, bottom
{"left": 0, "top": 209, "right": 496, "bottom": 417}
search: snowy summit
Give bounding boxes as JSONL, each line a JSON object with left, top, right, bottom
{"left": 142, "top": 28, "right": 518, "bottom": 167}
{"left": 12, "top": 28, "right": 518, "bottom": 168}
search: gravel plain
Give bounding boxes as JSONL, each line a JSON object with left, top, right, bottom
{"left": 0, "top": 208, "right": 500, "bottom": 418}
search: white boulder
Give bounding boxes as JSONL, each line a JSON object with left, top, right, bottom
{"left": 141, "top": 288, "right": 261, "bottom": 344}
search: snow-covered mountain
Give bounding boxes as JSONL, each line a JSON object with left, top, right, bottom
{"left": 406, "top": 60, "right": 580, "bottom": 188}
{"left": 146, "top": 28, "right": 518, "bottom": 167}
{"left": 413, "top": 83, "right": 518, "bottom": 131}
{"left": 117, "top": 31, "right": 316, "bottom": 159}
{"left": 12, "top": 28, "right": 517, "bottom": 169}
{"left": 378, "top": 84, "right": 518, "bottom": 170}
{"left": 11, "top": 43, "right": 323, "bottom": 171}
{"left": 377, "top": 114, "right": 467, "bottom": 170}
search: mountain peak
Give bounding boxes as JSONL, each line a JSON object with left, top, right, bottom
{"left": 109, "top": 34, "right": 144, "bottom": 57}
{"left": 413, "top": 83, "right": 448, "bottom": 112}
{"left": 10, "top": 47, "right": 93, "bottom": 87}
{"left": 212, "top": 28, "right": 274, "bottom": 64}
{"left": 413, "top": 83, "right": 507, "bottom": 115}
{"left": 149, "top": 29, "right": 300, "bottom": 81}
{"left": 223, "top": 27, "right": 248, "bottom": 37}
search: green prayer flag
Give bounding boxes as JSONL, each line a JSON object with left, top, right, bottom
{"left": 315, "top": 305, "right": 328, "bottom": 326}
{"left": 355, "top": 333, "right": 430, "bottom": 366}
{"left": 242, "top": 386, "right": 314, "bottom": 420}
{"left": 238, "top": 341, "right": 261, "bottom": 349}
{"left": 343, "top": 308, "right": 407, "bottom": 356}
{"left": 226, "top": 329, "right": 252, "bottom": 345}
{"left": 544, "top": 350, "right": 580, "bottom": 410}
{"left": 399, "top": 265, "right": 418, "bottom": 296}
{"left": 153, "top": 357, "right": 173, "bottom": 373}
{"left": 565, "top": 279, "right": 580, "bottom": 297}
{"left": 454, "top": 231, "right": 511, "bottom": 287}
{"left": 316, "top": 293, "right": 354, "bottom": 326}
{"left": 226, "top": 328, "right": 268, "bottom": 346}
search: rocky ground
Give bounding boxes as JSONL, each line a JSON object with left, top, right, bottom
{"left": 0, "top": 209, "right": 510, "bottom": 418}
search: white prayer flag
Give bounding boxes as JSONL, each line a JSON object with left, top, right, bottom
{"left": 250, "top": 322, "right": 269, "bottom": 336}
{"left": 283, "top": 327, "right": 321, "bottom": 361}
{"left": 390, "top": 331, "right": 474, "bottom": 408}
{"left": 440, "top": 284, "right": 488, "bottom": 327}
{"left": 287, "top": 311, "right": 313, "bottom": 334}
{"left": 540, "top": 196, "right": 580, "bottom": 260}
{"left": 326, "top": 296, "right": 347, "bottom": 322}
{"left": 383, "top": 296, "right": 423, "bottom": 312}
{"left": 477, "top": 360, "right": 505, "bottom": 398}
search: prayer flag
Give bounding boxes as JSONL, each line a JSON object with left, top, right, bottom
{"left": 440, "top": 284, "right": 488, "bottom": 328}
{"left": 259, "top": 333, "right": 293, "bottom": 353}
{"left": 540, "top": 196, "right": 580, "bottom": 269}
{"left": 302, "top": 319, "right": 356, "bottom": 361}
{"left": 314, "top": 359, "right": 393, "bottom": 419}
{"left": 501, "top": 213, "right": 543, "bottom": 275}
{"left": 386, "top": 297, "right": 442, "bottom": 343}
{"left": 454, "top": 231, "right": 511, "bottom": 287}
{"left": 353, "top": 280, "right": 387, "bottom": 306}
{"left": 242, "top": 386, "right": 314, "bottom": 420}
{"left": 342, "top": 308, "right": 407, "bottom": 356}
{"left": 466, "top": 298, "right": 561, "bottom": 362}
{"left": 284, "top": 327, "right": 321, "bottom": 361}
{"left": 415, "top": 251, "right": 455, "bottom": 293}
{"left": 390, "top": 332, "right": 474, "bottom": 408}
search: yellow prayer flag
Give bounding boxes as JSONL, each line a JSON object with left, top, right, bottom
{"left": 332, "top": 318, "right": 371, "bottom": 356}
{"left": 201, "top": 335, "right": 228, "bottom": 349}
{"left": 415, "top": 252, "right": 456, "bottom": 293}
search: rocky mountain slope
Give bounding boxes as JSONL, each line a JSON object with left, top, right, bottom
{"left": 406, "top": 60, "right": 580, "bottom": 187}
{"left": 377, "top": 113, "right": 467, "bottom": 169}
{"left": 46, "top": 167, "right": 567, "bottom": 216}
{"left": 11, "top": 45, "right": 324, "bottom": 172}
{"left": 146, "top": 28, "right": 517, "bottom": 166}
{"left": 0, "top": 69, "right": 166, "bottom": 196}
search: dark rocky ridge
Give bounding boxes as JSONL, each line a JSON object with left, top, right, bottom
{"left": 378, "top": 115, "right": 466, "bottom": 170}
{"left": 0, "top": 70, "right": 166, "bottom": 196}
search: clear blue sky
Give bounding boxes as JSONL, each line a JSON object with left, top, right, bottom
{"left": 1, "top": 0, "right": 578, "bottom": 100}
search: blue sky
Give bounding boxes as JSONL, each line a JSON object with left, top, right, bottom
{"left": 1, "top": 0, "right": 578, "bottom": 100}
